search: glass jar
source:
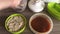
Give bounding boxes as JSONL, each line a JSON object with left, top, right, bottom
{"left": 13, "top": 0, "right": 27, "bottom": 12}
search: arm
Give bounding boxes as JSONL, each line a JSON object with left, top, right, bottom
{"left": 0, "top": 0, "right": 22, "bottom": 10}
{"left": 0, "top": 0, "right": 13, "bottom": 10}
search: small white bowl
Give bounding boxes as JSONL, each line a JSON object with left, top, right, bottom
{"left": 29, "top": 13, "right": 53, "bottom": 34}
{"left": 28, "top": 0, "right": 45, "bottom": 12}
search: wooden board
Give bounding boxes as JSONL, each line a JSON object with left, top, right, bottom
{"left": 0, "top": 6, "right": 60, "bottom": 34}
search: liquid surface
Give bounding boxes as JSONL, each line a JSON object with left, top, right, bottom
{"left": 31, "top": 16, "right": 50, "bottom": 33}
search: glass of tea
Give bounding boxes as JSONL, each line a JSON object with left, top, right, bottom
{"left": 29, "top": 13, "right": 53, "bottom": 34}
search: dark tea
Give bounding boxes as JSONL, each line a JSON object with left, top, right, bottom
{"left": 31, "top": 16, "right": 50, "bottom": 33}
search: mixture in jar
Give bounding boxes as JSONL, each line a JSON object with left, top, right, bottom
{"left": 7, "top": 16, "right": 24, "bottom": 32}
{"left": 31, "top": 16, "right": 50, "bottom": 32}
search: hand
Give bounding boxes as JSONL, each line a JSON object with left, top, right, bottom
{"left": 0, "top": 0, "right": 22, "bottom": 10}
{"left": 11, "top": 0, "right": 22, "bottom": 8}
